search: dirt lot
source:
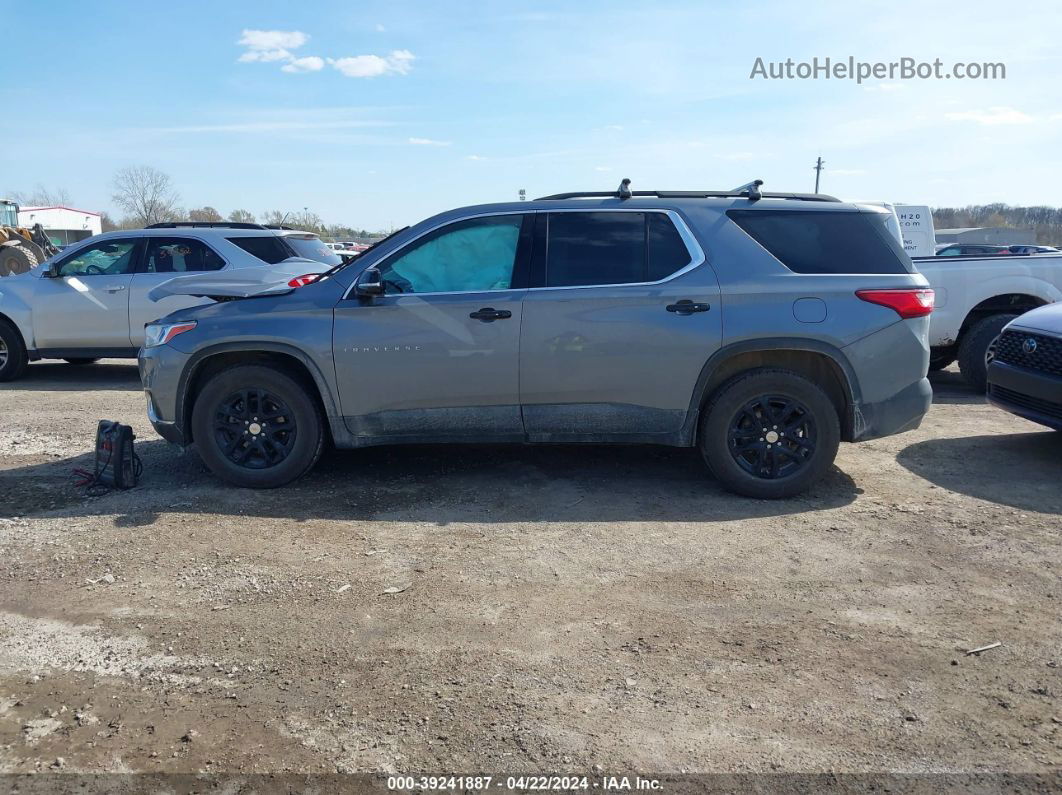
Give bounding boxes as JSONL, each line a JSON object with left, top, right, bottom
{"left": 0, "top": 360, "right": 1059, "bottom": 781}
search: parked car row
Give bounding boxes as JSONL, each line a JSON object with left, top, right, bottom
{"left": 935, "top": 243, "right": 1060, "bottom": 256}
{"left": 2, "top": 185, "right": 1057, "bottom": 500}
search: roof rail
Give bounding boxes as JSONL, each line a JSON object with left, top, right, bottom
{"left": 536, "top": 178, "right": 840, "bottom": 203}
{"left": 144, "top": 221, "right": 267, "bottom": 230}
{"left": 262, "top": 224, "right": 297, "bottom": 230}
{"left": 536, "top": 189, "right": 841, "bottom": 203}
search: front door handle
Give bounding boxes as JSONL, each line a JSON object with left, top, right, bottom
{"left": 469, "top": 307, "right": 512, "bottom": 322}
{"left": 105, "top": 286, "right": 127, "bottom": 293}
{"left": 666, "top": 300, "right": 709, "bottom": 315}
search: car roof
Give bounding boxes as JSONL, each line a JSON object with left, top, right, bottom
{"left": 90, "top": 226, "right": 317, "bottom": 240}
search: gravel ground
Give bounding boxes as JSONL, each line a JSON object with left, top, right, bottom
{"left": 0, "top": 359, "right": 1059, "bottom": 781}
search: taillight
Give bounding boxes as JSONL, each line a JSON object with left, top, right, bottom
{"left": 287, "top": 274, "right": 320, "bottom": 288}
{"left": 856, "top": 288, "right": 934, "bottom": 318}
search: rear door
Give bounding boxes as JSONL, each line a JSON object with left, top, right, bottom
{"left": 519, "top": 210, "right": 721, "bottom": 440}
{"left": 31, "top": 238, "right": 140, "bottom": 349}
{"left": 127, "top": 236, "right": 224, "bottom": 346}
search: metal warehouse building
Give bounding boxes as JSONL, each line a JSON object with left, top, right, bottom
{"left": 17, "top": 205, "right": 102, "bottom": 245}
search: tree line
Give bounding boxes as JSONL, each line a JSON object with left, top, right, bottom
{"left": 931, "top": 204, "right": 1062, "bottom": 246}
{"left": 10, "top": 166, "right": 383, "bottom": 241}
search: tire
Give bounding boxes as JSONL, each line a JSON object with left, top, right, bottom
{"left": 0, "top": 320, "right": 29, "bottom": 382}
{"left": 63, "top": 358, "right": 100, "bottom": 366}
{"left": 928, "top": 347, "right": 956, "bottom": 372}
{"left": 191, "top": 364, "right": 324, "bottom": 488}
{"left": 698, "top": 368, "right": 841, "bottom": 499}
{"left": 958, "top": 313, "right": 1018, "bottom": 392}
{"left": 0, "top": 243, "right": 37, "bottom": 278}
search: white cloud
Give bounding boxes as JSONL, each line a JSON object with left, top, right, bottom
{"left": 238, "top": 48, "right": 293, "bottom": 63}
{"left": 375, "top": 24, "right": 386, "bottom": 32}
{"left": 466, "top": 154, "right": 486, "bottom": 160}
{"left": 594, "top": 166, "right": 612, "bottom": 171}
{"left": 944, "top": 106, "right": 1034, "bottom": 126}
{"left": 330, "top": 50, "right": 415, "bottom": 78}
{"left": 238, "top": 29, "right": 308, "bottom": 53}
{"left": 830, "top": 169, "right": 867, "bottom": 176}
{"left": 718, "top": 151, "right": 757, "bottom": 161}
{"left": 409, "top": 137, "right": 450, "bottom": 146}
{"left": 281, "top": 56, "right": 325, "bottom": 73}
{"left": 237, "top": 29, "right": 414, "bottom": 79}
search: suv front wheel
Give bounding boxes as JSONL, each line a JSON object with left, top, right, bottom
{"left": 699, "top": 368, "right": 841, "bottom": 499}
{"left": 191, "top": 365, "right": 324, "bottom": 488}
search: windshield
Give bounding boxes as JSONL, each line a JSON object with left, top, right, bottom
{"left": 284, "top": 235, "right": 344, "bottom": 266}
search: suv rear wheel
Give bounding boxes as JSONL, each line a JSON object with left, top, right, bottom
{"left": 191, "top": 365, "right": 324, "bottom": 488}
{"left": 699, "top": 368, "right": 841, "bottom": 499}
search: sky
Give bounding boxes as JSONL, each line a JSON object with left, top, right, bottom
{"left": 6, "top": 0, "right": 1062, "bottom": 230}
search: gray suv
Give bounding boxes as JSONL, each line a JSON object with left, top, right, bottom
{"left": 139, "top": 182, "right": 934, "bottom": 498}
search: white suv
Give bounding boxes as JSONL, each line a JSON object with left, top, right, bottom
{"left": 0, "top": 223, "right": 332, "bottom": 381}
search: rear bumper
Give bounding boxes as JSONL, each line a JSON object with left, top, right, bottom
{"left": 852, "top": 377, "right": 932, "bottom": 441}
{"left": 844, "top": 317, "right": 932, "bottom": 442}
{"left": 987, "top": 361, "right": 1062, "bottom": 430}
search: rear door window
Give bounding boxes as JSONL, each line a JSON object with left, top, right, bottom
{"left": 143, "top": 237, "right": 225, "bottom": 273}
{"left": 227, "top": 235, "right": 296, "bottom": 264}
{"left": 727, "top": 209, "right": 911, "bottom": 274}
{"left": 648, "top": 213, "right": 693, "bottom": 281}
{"left": 544, "top": 212, "right": 694, "bottom": 287}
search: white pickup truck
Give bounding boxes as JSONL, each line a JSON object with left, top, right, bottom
{"left": 915, "top": 253, "right": 1062, "bottom": 389}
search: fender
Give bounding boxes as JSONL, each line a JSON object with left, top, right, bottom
{"left": 678, "top": 337, "right": 861, "bottom": 445}
{"left": 176, "top": 340, "right": 351, "bottom": 446}
{"left": 0, "top": 282, "right": 36, "bottom": 353}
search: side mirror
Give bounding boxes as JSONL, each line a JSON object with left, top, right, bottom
{"left": 44, "top": 262, "right": 61, "bottom": 278}
{"left": 355, "top": 266, "right": 384, "bottom": 297}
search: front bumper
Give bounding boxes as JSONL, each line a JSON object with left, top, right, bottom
{"left": 138, "top": 344, "right": 192, "bottom": 446}
{"left": 987, "top": 361, "right": 1062, "bottom": 431}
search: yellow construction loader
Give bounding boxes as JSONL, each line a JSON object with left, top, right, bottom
{"left": 1, "top": 199, "right": 59, "bottom": 277}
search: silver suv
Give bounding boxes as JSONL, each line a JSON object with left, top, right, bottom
{"left": 139, "top": 182, "right": 935, "bottom": 498}
{"left": 0, "top": 223, "right": 332, "bottom": 380}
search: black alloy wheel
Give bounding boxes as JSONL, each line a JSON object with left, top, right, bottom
{"left": 726, "top": 395, "right": 817, "bottom": 479}
{"left": 212, "top": 388, "right": 298, "bottom": 469}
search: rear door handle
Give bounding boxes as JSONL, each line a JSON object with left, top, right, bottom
{"left": 469, "top": 307, "right": 512, "bottom": 322}
{"left": 105, "top": 286, "right": 127, "bottom": 293}
{"left": 666, "top": 300, "right": 709, "bottom": 315}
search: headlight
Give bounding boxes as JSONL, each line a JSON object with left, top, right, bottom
{"left": 144, "top": 321, "right": 197, "bottom": 348}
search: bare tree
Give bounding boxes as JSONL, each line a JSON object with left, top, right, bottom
{"left": 111, "top": 166, "right": 181, "bottom": 226}
{"left": 188, "top": 206, "right": 223, "bottom": 223}
{"left": 261, "top": 210, "right": 287, "bottom": 226}
{"left": 10, "top": 185, "right": 72, "bottom": 207}
{"left": 229, "top": 209, "right": 256, "bottom": 224}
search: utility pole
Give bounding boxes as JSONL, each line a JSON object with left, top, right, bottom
{"left": 813, "top": 156, "right": 825, "bottom": 193}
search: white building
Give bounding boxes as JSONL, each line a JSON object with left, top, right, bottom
{"left": 16, "top": 205, "right": 103, "bottom": 246}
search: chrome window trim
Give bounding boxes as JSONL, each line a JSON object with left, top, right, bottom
{"left": 342, "top": 208, "right": 706, "bottom": 300}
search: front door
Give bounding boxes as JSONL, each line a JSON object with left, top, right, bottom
{"left": 128, "top": 236, "right": 222, "bottom": 346}
{"left": 333, "top": 214, "right": 532, "bottom": 441}
{"left": 32, "top": 238, "right": 141, "bottom": 350}
{"left": 520, "top": 210, "right": 721, "bottom": 440}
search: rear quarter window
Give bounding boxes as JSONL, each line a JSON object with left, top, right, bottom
{"left": 226, "top": 236, "right": 295, "bottom": 265}
{"left": 727, "top": 209, "right": 911, "bottom": 274}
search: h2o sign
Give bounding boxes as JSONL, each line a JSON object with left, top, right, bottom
{"left": 894, "top": 205, "right": 935, "bottom": 257}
